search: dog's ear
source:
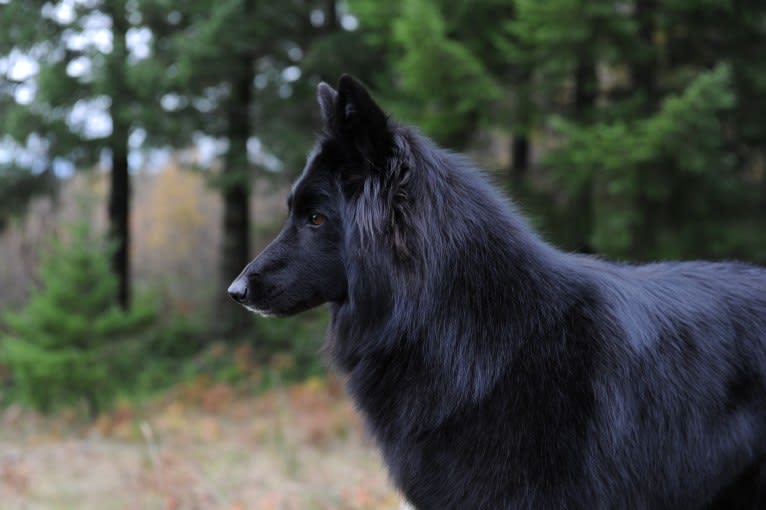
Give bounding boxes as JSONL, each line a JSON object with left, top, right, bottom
{"left": 332, "top": 74, "right": 393, "bottom": 166}
{"left": 317, "top": 81, "right": 338, "bottom": 126}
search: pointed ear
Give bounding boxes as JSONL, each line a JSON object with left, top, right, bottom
{"left": 317, "top": 81, "right": 338, "bottom": 126}
{"left": 334, "top": 74, "right": 393, "bottom": 164}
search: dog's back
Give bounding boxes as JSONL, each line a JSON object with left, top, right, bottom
{"left": 581, "top": 259, "right": 766, "bottom": 508}
{"left": 337, "top": 133, "right": 766, "bottom": 509}
{"left": 360, "top": 255, "right": 766, "bottom": 509}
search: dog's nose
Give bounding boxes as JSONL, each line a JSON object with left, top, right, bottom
{"left": 227, "top": 279, "right": 248, "bottom": 303}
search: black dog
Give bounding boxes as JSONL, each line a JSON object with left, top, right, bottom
{"left": 228, "top": 75, "right": 766, "bottom": 509}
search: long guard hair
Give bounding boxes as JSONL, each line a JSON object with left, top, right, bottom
{"left": 229, "top": 75, "right": 766, "bottom": 509}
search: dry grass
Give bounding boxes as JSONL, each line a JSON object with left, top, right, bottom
{"left": 0, "top": 377, "right": 402, "bottom": 510}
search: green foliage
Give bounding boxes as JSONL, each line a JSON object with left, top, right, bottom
{"left": 0, "top": 166, "right": 56, "bottom": 230}
{"left": 145, "top": 315, "right": 209, "bottom": 360}
{"left": 131, "top": 316, "right": 211, "bottom": 394}
{"left": 0, "top": 1, "right": 142, "bottom": 164}
{"left": 1, "top": 214, "right": 154, "bottom": 417}
{"left": 510, "top": 0, "right": 632, "bottom": 107}
{"left": 552, "top": 65, "right": 735, "bottom": 186}
{"left": 252, "top": 308, "right": 329, "bottom": 382}
{"left": 392, "top": 0, "right": 501, "bottom": 146}
{"left": 130, "top": 308, "right": 328, "bottom": 396}
{"left": 509, "top": 0, "right": 766, "bottom": 263}
{"left": 349, "top": 0, "right": 515, "bottom": 149}
{"left": 2, "top": 0, "right": 766, "bottom": 402}
{"left": 547, "top": 64, "right": 764, "bottom": 260}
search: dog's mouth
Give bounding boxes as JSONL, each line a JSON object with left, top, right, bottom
{"left": 243, "top": 305, "right": 278, "bottom": 318}
{"left": 233, "top": 277, "right": 331, "bottom": 318}
{"left": 247, "top": 294, "right": 325, "bottom": 318}
{"left": 240, "top": 287, "right": 286, "bottom": 318}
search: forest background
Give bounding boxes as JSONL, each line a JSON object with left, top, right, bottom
{"left": 1, "top": 0, "right": 765, "bottom": 508}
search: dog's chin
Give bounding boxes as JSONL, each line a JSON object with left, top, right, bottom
{"left": 243, "top": 305, "right": 279, "bottom": 318}
{"left": 243, "top": 299, "right": 323, "bottom": 318}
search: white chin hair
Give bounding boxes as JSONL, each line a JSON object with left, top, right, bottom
{"left": 244, "top": 305, "right": 276, "bottom": 318}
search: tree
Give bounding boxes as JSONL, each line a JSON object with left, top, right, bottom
{"left": 0, "top": 164, "right": 56, "bottom": 230}
{"left": 661, "top": 0, "right": 766, "bottom": 219}
{"left": 549, "top": 64, "right": 745, "bottom": 258}
{"left": 144, "top": 0, "right": 352, "bottom": 337}
{"left": 1, "top": 210, "right": 153, "bottom": 417}
{"left": 346, "top": 0, "right": 522, "bottom": 154}
{"left": 515, "top": 0, "right": 766, "bottom": 262}
{"left": 0, "top": 0, "right": 170, "bottom": 309}
{"left": 390, "top": 0, "right": 502, "bottom": 149}
{"left": 510, "top": 0, "right": 634, "bottom": 251}
{"left": 0, "top": 2, "right": 66, "bottom": 230}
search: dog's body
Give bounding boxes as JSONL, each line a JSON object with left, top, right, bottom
{"left": 229, "top": 76, "right": 766, "bottom": 509}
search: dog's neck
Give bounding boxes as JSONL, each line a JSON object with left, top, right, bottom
{"left": 325, "top": 137, "right": 583, "bottom": 437}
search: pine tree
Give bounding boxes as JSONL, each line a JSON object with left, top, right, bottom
{"left": 142, "top": 0, "right": 346, "bottom": 337}
{"left": 513, "top": 0, "right": 766, "bottom": 262}
{"left": 0, "top": 0, "right": 178, "bottom": 309}
{"left": 548, "top": 64, "right": 742, "bottom": 259}
{"left": 1, "top": 211, "right": 153, "bottom": 417}
{"left": 347, "top": 0, "right": 518, "bottom": 152}
{"left": 391, "top": 0, "right": 503, "bottom": 149}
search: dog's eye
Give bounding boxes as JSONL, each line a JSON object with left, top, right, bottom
{"left": 309, "top": 213, "right": 326, "bottom": 226}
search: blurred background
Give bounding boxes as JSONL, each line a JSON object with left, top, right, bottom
{"left": 0, "top": 0, "right": 765, "bottom": 508}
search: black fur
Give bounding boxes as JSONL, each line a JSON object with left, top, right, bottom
{"left": 228, "top": 75, "right": 766, "bottom": 509}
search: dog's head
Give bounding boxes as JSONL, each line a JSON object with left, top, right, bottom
{"left": 227, "top": 75, "right": 394, "bottom": 316}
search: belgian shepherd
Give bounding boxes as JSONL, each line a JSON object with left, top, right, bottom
{"left": 228, "top": 75, "right": 766, "bottom": 509}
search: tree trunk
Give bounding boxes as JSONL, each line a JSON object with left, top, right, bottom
{"left": 109, "top": 136, "right": 130, "bottom": 308}
{"left": 574, "top": 58, "right": 597, "bottom": 120}
{"left": 107, "top": 5, "right": 131, "bottom": 309}
{"left": 631, "top": 0, "right": 658, "bottom": 259}
{"left": 633, "top": 0, "right": 658, "bottom": 112}
{"left": 571, "top": 56, "right": 598, "bottom": 254}
{"left": 510, "top": 134, "right": 529, "bottom": 186}
{"left": 324, "top": 0, "right": 337, "bottom": 30}
{"left": 219, "top": 53, "right": 254, "bottom": 337}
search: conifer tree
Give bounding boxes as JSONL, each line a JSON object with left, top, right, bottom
{"left": 2, "top": 211, "right": 153, "bottom": 417}
{"left": 512, "top": 0, "right": 766, "bottom": 262}
{"left": 0, "top": 0, "right": 173, "bottom": 309}
{"left": 144, "top": 0, "right": 344, "bottom": 336}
